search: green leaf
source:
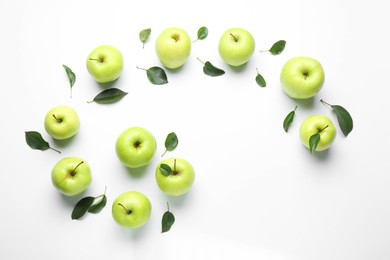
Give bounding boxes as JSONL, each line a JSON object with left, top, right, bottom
{"left": 139, "top": 28, "right": 151, "bottom": 48}
{"left": 72, "top": 196, "right": 95, "bottom": 220}
{"left": 159, "top": 163, "right": 172, "bottom": 176}
{"left": 331, "top": 105, "right": 353, "bottom": 137}
{"left": 25, "top": 131, "right": 61, "bottom": 153}
{"left": 162, "top": 205, "right": 175, "bottom": 233}
{"left": 162, "top": 132, "right": 178, "bottom": 156}
{"left": 269, "top": 40, "right": 286, "bottom": 55}
{"left": 88, "top": 195, "right": 107, "bottom": 214}
{"left": 283, "top": 106, "right": 297, "bottom": 133}
{"left": 62, "top": 64, "right": 76, "bottom": 98}
{"left": 88, "top": 88, "right": 128, "bottom": 104}
{"left": 255, "top": 69, "right": 266, "bottom": 87}
{"left": 197, "top": 26, "right": 208, "bottom": 40}
{"left": 203, "top": 61, "right": 225, "bottom": 77}
{"left": 309, "top": 133, "right": 321, "bottom": 154}
{"left": 146, "top": 66, "right": 168, "bottom": 85}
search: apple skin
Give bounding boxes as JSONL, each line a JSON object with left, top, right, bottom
{"left": 156, "top": 158, "right": 195, "bottom": 196}
{"left": 155, "top": 27, "right": 191, "bottom": 69}
{"left": 112, "top": 191, "right": 152, "bottom": 229}
{"left": 280, "top": 56, "right": 325, "bottom": 99}
{"left": 86, "top": 45, "right": 123, "bottom": 83}
{"left": 115, "top": 127, "right": 157, "bottom": 168}
{"left": 299, "top": 115, "right": 337, "bottom": 152}
{"left": 44, "top": 105, "right": 80, "bottom": 140}
{"left": 218, "top": 28, "right": 255, "bottom": 67}
{"left": 51, "top": 157, "right": 92, "bottom": 196}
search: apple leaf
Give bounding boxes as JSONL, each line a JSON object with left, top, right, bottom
{"left": 162, "top": 132, "right": 178, "bottom": 156}
{"left": 159, "top": 164, "right": 172, "bottom": 176}
{"left": 194, "top": 26, "right": 208, "bottom": 42}
{"left": 87, "top": 88, "right": 128, "bottom": 104}
{"left": 283, "top": 106, "right": 297, "bottom": 133}
{"left": 269, "top": 40, "right": 286, "bottom": 55}
{"left": 139, "top": 28, "right": 151, "bottom": 48}
{"left": 137, "top": 66, "right": 168, "bottom": 85}
{"left": 321, "top": 99, "right": 353, "bottom": 137}
{"left": 25, "top": 131, "right": 61, "bottom": 153}
{"left": 72, "top": 196, "right": 95, "bottom": 220}
{"left": 255, "top": 68, "right": 266, "bottom": 87}
{"left": 88, "top": 195, "right": 107, "bottom": 214}
{"left": 309, "top": 133, "right": 321, "bottom": 154}
{"left": 62, "top": 64, "right": 76, "bottom": 98}
{"left": 162, "top": 202, "right": 175, "bottom": 233}
{"left": 197, "top": 58, "right": 225, "bottom": 77}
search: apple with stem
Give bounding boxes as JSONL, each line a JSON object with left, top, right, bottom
{"left": 218, "top": 28, "right": 255, "bottom": 67}
{"left": 280, "top": 56, "right": 325, "bottom": 99}
{"left": 299, "top": 115, "right": 337, "bottom": 152}
{"left": 51, "top": 157, "right": 92, "bottom": 196}
{"left": 86, "top": 45, "right": 123, "bottom": 83}
{"left": 155, "top": 27, "right": 191, "bottom": 69}
{"left": 44, "top": 105, "right": 80, "bottom": 140}
{"left": 115, "top": 126, "right": 157, "bottom": 168}
{"left": 112, "top": 191, "right": 152, "bottom": 229}
{"left": 156, "top": 158, "right": 195, "bottom": 196}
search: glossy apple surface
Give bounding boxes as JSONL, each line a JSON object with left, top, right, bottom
{"left": 299, "top": 115, "right": 336, "bottom": 152}
{"left": 115, "top": 126, "right": 156, "bottom": 168}
{"left": 51, "top": 157, "right": 92, "bottom": 196}
{"left": 156, "top": 158, "right": 195, "bottom": 196}
{"left": 112, "top": 191, "right": 152, "bottom": 229}
{"left": 280, "top": 56, "right": 325, "bottom": 99}
{"left": 86, "top": 45, "right": 123, "bottom": 83}
{"left": 44, "top": 105, "right": 80, "bottom": 140}
{"left": 218, "top": 28, "right": 255, "bottom": 67}
{"left": 155, "top": 27, "right": 191, "bottom": 69}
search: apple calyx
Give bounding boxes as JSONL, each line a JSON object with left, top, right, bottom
{"left": 52, "top": 114, "right": 63, "bottom": 123}
{"left": 229, "top": 33, "right": 238, "bottom": 42}
{"left": 171, "top": 33, "right": 180, "bottom": 42}
{"left": 118, "top": 203, "right": 132, "bottom": 215}
{"left": 71, "top": 161, "right": 84, "bottom": 177}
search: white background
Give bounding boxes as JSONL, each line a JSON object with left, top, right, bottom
{"left": 1, "top": 0, "right": 389, "bottom": 259}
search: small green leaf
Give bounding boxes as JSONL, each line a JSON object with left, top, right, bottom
{"left": 88, "top": 195, "right": 107, "bottom": 214}
{"left": 88, "top": 88, "right": 128, "bottom": 104}
{"left": 141, "top": 66, "right": 168, "bottom": 85}
{"left": 162, "top": 132, "right": 178, "bottom": 156}
{"left": 201, "top": 60, "right": 225, "bottom": 77}
{"left": 159, "top": 163, "right": 172, "bottom": 176}
{"left": 309, "top": 133, "right": 321, "bottom": 154}
{"left": 283, "top": 106, "right": 297, "bottom": 133}
{"left": 139, "top": 28, "right": 151, "bottom": 48}
{"left": 255, "top": 68, "right": 266, "bottom": 87}
{"left": 321, "top": 99, "right": 353, "bottom": 137}
{"left": 269, "top": 40, "right": 286, "bottom": 55}
{"left": 196, "top": 26, "right": 208, "bottom": 41}
{"left": 72, "top": 196, "right": 95, "bottom": 220}
{"left": 25, "top": 131, "right": 61, "bottom": 153}
{"left": 162, "top": 203, "right": 175, "bottom": 233}
{"left": 62, "top": 64, "right": 76, "bottom": 98}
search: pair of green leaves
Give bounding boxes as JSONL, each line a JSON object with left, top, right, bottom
{"left": 137, "top": 66, "right": 168, "bottom": 85}
{"left": 88, "top": 88, "right": 128, "bottom": 104}
{"left": 72, "top": 189, "right": 107, "bottom": 220}
{"left": 25, "top": 131, "right": 61, "bottom": 153}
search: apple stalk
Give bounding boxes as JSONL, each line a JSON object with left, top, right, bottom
{"left": 71, "top": 161, "right": 84, "bottom": 177}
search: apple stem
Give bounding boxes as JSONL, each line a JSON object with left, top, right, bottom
{"left": 172, "top": 159, "right": 177, "bottom": 175}
{"left": 319, "top": 125, "right": 329, "bottom": 133}
{"left": 230, "top": 33, "right": 238, "bottom": 42}
{"left": 196, "top": 57, "right": 205, "bottom": 65}
{"left": 136, "top": 66, "right": 147, "bottom": 71}
{"left": 71, "top": 161, "right": 84, "bottom": 176}
{"left": 52, "top": 114, "right": 62, "bottom": 123}
{"left": 118, "top": 203, "right": 132, "bottom": 214}
{"left": 320, "top": 99, "right": 332, "bottom": 107}
{"left": 49, "top": 146, "right": 61, "bottom": 154}
{"left": 89, "top": 58, "right": 104, "bottom": 63}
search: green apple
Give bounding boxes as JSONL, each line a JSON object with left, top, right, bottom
{"left": 86, "top": 45, "right": 123, "bottom": 83}
{"left": 155, "top": 27, "right": 191, "bottom": 69}
{"left": 51, "top": 157, "right": 92, "bottom": 196}
{"left": 112, "top": 191, "right": 152, "bottom": 229}
{"left": 44, "top": 105, "right": 80, "bottom": 140}
{"left": 280, "top": 56, "right": 325, "bottom": 99}
{"left": 156, "top": 158, "right": 195, "bottom": 196}
{"left": 115, "top": 126, "right": 157, "bottom": 168}
{"left": 299, "top": 115, "right": 337, "bottom": 152}
{"left": 218, "top": 28, "right": 255, "bottom": 67}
